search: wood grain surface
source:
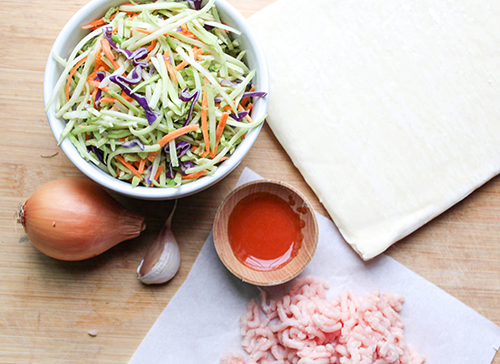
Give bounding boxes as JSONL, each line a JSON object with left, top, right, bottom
{"left": 0, "top": 0, "right": 499, "bottom": 363}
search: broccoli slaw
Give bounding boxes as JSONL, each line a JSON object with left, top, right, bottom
{"left": 46, "top": 0, "right": 267, "bottom": 188}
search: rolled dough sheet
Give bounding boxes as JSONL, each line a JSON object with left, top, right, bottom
{"left": 248, "top": 0, "right": 500, "bottom": 259}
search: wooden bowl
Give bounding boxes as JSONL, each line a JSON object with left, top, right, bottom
{"left": 213, "top": 180, "right": 319, "bottom": 286}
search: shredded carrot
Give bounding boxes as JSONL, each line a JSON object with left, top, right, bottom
{"left": 180, "top": 30, "right": 196, "bottom": 39}
{"left": 246, "top": 103, "right": 254, "bottom": 112}
{"left": 153, "top": 165, "right": 165, "bottom": 181}
{"left": 147, "top": 39, "right": 157, "bottom": 53}
{"left": 86, "top": 71, "right": 98, "bottom": 84}
{"left": 173, "top": 48, "right": 204, "bottom": 71}
{"left": 189, "top": 146, "right": 209, "bottom": 157}
{"left": 157, "top": 124, "right": 199, "bottom": 148}
{"left": 138, "top": 158, "right": 146, "bottom": 174}
{"left": 131, "top": 27, "right": 152, "bottom": 35}
{"left": 200, "top": 77, "right": 211, "bottom": 154}
{"left": 87, "top": 63, "right": 108, "bottom": 89}
{"left": 87, "top": 79, "right": 99, "bottom": 88}
{"left": 81, "top": 18, "right": 105, "bottom": 30}
{"left": 181, "top": 170, "right": 208, "bottom": 180}
{"left": 222, "top": 105, "right": 232, "bottom": 111}
{"left": 116, "top": 166, "right": 120, "bottom": 176}
{"left": 94, "top": 51, "right": 111, "bottom": 71}
{"left": 100, "top": 39, "right": 120, "bottom": 70}
{"left": 119, "top": 137, "right": 127, "bottom": 142}
{"left": 178, "top": 24, "right": 196, "bottom": 39}
{"left": 115, "top": 155, "right": 143, "bottom": 180}
{"left": 66, "top": 57, "right": 88, "bottom": 101}
{"left": 87, "top": 71, "right": 97, "bottom": 80}
{"left": 220, "top": 156, "right": 229, "bottom": 162}
{"left": 210, "top": 112, "right": 228, "bottom": 158}
{"left": 99, "top": 97, "right": 117, "bottom": 103}
{"left": 90, "top": 83, "right": 110, "bottom": 92}
{"left": 130, "top": 28, "right": 168, "bottom": 37}
{"left": 127, "top": 12, "right": 139, "bottom": 20}
{"left": 241, "top": 86, "right": 255, "bottom": 106}
{"left": 112, "top": 28, "right": 118, "bottom": 35}
{"left": 120, "top": 91, "right": 133, "bottom": 103}
{"left": 91, "top": 87, "right": 98, "bottom": 107}
{"left": 179, "top": 24, "right": 196, "bottom": 39}
{"left": 148, "top": 124, "right": 200, "bottom": 160}
{"left": 164, "top": 52, "right": 177, "bottom": 83}
{"left": 238, "top": 103, "right": 254, "bottom": 123}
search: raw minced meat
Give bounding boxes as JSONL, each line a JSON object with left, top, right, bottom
{"left": 222, "top": 276, "right": 425, "bottom": 364}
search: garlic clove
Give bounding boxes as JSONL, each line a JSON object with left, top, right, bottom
{"left": 138, "top": 200, "right": 180, "bottom": 285}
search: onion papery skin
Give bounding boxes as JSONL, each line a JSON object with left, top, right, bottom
{"left": 20, "top": 178, "right": 146, "bottom": 261}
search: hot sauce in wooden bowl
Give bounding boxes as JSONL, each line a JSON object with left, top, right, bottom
{"left": 228, "top": 192, "right": 303, "bottom": 272}
{"left": 213, "top": 180, "right": 318, "bottom": 286}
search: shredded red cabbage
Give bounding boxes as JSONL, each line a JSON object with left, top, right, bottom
{"left": 144, "top": 164, "right": 153, "bottom": 184}
{"left": 164, "top": 141, "right": 192, "bottom": 176}
{"left": 179, "top": 88, "right": 200, "bottom": 126}
{"left": 127, "top": 48, "right": 149, "bottom": 68}
{"left": 165, "top": 163, "right": 174, "bottom": 179}
{"left": 242, "top": 91, "right": 268, "bottom": 98}
{"left": 95, "top": 71, "right": 106, "bottom": 106}
{"left": 186, "top": 0, "right": 203, "bottom": 10}
{"left": 180, "top": 160, "right": 194, "bottom": 175}
{"left": 229, "top": 111, "right": 248, "bottom": 121}
{"left": 110, "top": 75, "right": 160, "bottom": 125}
{"left": 220, "top": 79, "right": 239, "bottom": 87}
{"left": 119, "top": 65, "right": 143, "bottom": 85}
{"left": 104, "top": 26, "right": 158, "bottom": 123}
{"left": 87, "top": 145, "right": 105, "bottom": 164}
{"left": 104, "top": 27, "right": 148, "bottom": 67}
{"left": 122, "top": 138, "right": 145, "bottom": 150}
{"left": 164, "top": 140, "right": 191, "bottom": 157}
{"left": 103, "top": 27, "right": 119, "bottom": 48}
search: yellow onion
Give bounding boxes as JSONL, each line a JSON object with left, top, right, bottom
{"left": 17, "top": 178, "right": 146, "bottom": 261}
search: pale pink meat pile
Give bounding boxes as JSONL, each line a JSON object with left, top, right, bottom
{"left": 221, "top": 276, "right": 425, "bottom": 364}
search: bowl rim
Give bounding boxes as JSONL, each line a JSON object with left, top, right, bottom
{"left": 43, "top": 0, "right": 269, "bottom": 200}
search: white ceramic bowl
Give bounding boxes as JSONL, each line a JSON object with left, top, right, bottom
{"left": 43, "top": 0, "right": 269, "bottom": 200}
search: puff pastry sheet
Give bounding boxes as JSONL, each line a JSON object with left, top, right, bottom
{"left": 248, "top": 0, "right": 500, "bottom": 259}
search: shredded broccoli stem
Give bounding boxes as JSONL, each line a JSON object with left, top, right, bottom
{"left": 48, "top": 0, "right": 266, "bottom": 188}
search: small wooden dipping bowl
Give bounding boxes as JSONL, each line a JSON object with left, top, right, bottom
{"left": 213, "top": 180, "right": 319, "bottom": 286}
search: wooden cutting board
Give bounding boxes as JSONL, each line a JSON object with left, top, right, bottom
{"left": 0, "top": 0, "right": 498, "bottom": 362}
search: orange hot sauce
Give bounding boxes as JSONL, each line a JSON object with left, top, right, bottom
{"left": 228, "top": 192, "right": 303, "bottom": 272}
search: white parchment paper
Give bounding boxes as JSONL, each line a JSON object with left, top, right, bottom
{"left": 129, "top": 168, "right": 500, "bottom": 364}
